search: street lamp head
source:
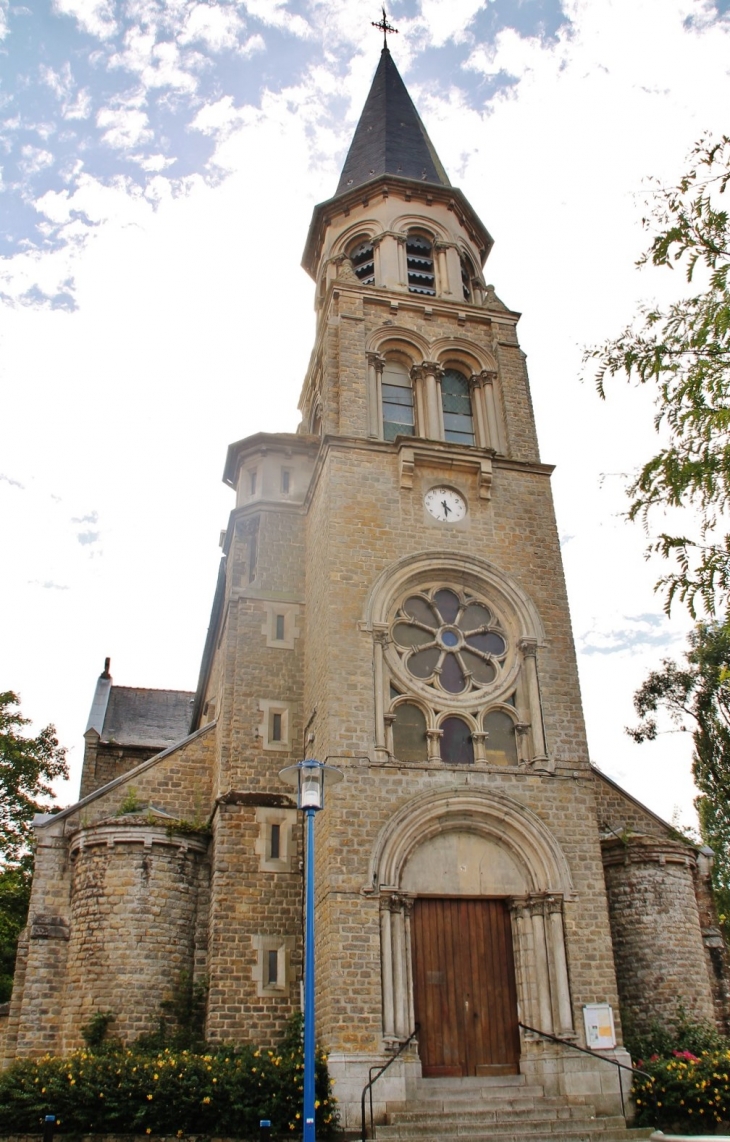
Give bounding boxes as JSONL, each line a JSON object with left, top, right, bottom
{"left": 279, "top": 758, "right": 343, "bottom": 811}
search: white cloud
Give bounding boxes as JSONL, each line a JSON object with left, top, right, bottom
{"left": 178, "top": 3, "right": 244, "bottom": 52}
{"left": 109, "top": 28, "right": 199, "bottom": 92}
{"left": 19, "top": 145, "right": 54, "bottom": 175}
{"left": 64, "top": 89, "right": 93, "bottom": 120}
{"left": 131, "top": 152, "right": 176, "bottom": 170}
{"left": 0, "top": 0, "right": 9, "bottom": 41}
{"left": 242, "top": 0, "right": 311, "bottom": 38}
{"left": 96, "top": 105, "right": 153, "bottom": 148}
{"left": 52, "top": 0, "right": 117, "bottom": 39}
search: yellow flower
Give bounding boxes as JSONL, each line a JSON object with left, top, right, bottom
{"left": 202, "top": 1096, "right": 211, "bottom": 1105}
{"left": 147, "top": 1094, "right": 153, "bottom": 1101}
{"left": 146, "top": 1129, "right": 151, "bottom": 1135}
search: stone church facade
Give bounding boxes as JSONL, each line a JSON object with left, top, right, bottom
{"left": 3, "top": 47, "right": 729, "bottom": 1134}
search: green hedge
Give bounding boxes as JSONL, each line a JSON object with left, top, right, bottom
{"left": 633, "top": 1049, "right": 730, "bottom": 1134}
{"left": 0, "top": 1035, "right": 337, "bottom": 1138}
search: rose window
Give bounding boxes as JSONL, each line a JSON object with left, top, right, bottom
{"left": 391, "top": 587, "right": 507, "bottom": 695}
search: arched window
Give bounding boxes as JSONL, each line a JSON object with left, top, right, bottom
{"left": 350, "top": 240, "right": 375, "bottom": 284}
{"left": 382, "top": 359, "right": 415, "bottom": 441}
{"left": 406, "top": 233, "right": 435, "bottom": 295}
{"left": 484, "top": 709, "right": 518, "bottom": 766}
{"left": 440, "top": 717, "right": 474, "bottom": 765}
{"left": 460, "top": 254, "right": 473, "bottom": 301}
{"left": 392, "top": 702, "right": 428, "bottom": 763}
{"left": 441, "top": 369, "right": 475, "bottom": 446}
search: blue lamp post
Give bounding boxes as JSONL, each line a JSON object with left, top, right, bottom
{"left": 279, "top": 759, "right": 343, "bottom": 1142}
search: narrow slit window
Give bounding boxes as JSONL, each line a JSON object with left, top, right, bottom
{"left": 350, "top": 240, "right": 375, "bottom": 284}
{"left": 267, "top": 949, "right": 279, "bottom": 985}
{"left": 249, "top": 470, "right": 257, "bottom": 495}
{"left": 271, "top": 712, "right": 282, "bottom": 742}
{"left": 281, "top": 469, "right": 291, "bottom": 494}
{"left": 382, "top": 360, "right": 415, "bottom": 442}
{"left": 270, "top": 823, "right": 281, "bottom": 860}
{"left": 275, "top": 614, "right": 286, "bottom": 641}
{"left": 441, "top": 368, "right": 475, "bottom": 446}
{"left": 406, "top": 233, "right": 435, "bottom": 296}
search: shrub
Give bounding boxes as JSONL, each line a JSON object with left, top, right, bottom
{"left": 0, "top": 1018, "right": 337, "bottom": 1138}
{"left": 624, "top": 1004, "right": 728, "bottom": 1063}
{"left": 633, "top": 1048, "right": 730, "bottom": 1134}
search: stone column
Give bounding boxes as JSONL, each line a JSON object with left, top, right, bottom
{"left": 529, "top": 897, "right": 554, "bottom": 1034}
{"left": 395, "top": 234, "right": 408, "bottom": 289}
{"left": 468, "top": 373, "right": 490, "bottom": 449}
{"left": 510, "top": 897, "right": 537, "bottom": 1031}
{"left": 472, "top": 730, "right": 488, "bottom": 763}
{"left": 367, "top": 352, "right": 385, "bottom": 440}
{"left": 411, "top": 362, "right": 444, "bottom": 439}
{"left": 519, "top": 638, "right": 549, "bottom": 769}
{"left": 482, "top": 370, "right": 505, "bottom": 453}
{"left": 426, "top": 728, "right": 443, "bottom": 763}
{"left": 373, "top": 627, "right": 390, "bottom": 761}
{"left": 380, "top": 900, "right": 396, "bottom": 1042}
{"left": 390, "top": 895, "right": 410, "bottom": 1038}
{"left": 546, "top": 895, "right": 575, "bottom": 1036}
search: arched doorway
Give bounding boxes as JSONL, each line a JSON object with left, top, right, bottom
{"left": 369, "top": 790, "right": 576, "bottom": 1072}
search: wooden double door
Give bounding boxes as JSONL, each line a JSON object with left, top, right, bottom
{"left": 411, "top": 897, "right": 520, "bottom": 1077}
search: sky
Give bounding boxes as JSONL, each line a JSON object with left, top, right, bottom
{"left": 1, "top": 0, "right": 729, "bottom": 825}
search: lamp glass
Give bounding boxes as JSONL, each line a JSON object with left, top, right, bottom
{"left": 300, "top": 768, "right": 322, "bottom": 809}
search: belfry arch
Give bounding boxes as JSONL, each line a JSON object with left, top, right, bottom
{"left": 368, "top": 788, "right": 576, "bottom": 1057}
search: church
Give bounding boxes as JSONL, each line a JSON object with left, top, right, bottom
{"left": 2, "top": 40, "right": 729, "bottom": 1139}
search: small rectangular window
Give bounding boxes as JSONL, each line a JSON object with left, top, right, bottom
{"left": 270, "top": 823, "right": 280, "bottom": 860}
{"left": 250, "top": 470, "right": 257, "bottom": 495}
{"left": 271, "top": 712, "right": 282, "bottom": 742}
{"left": 281, "top": 469, "right": 291, "bottom": 494}
{"left": 267, "top": 949, "right": 278, "bottom": 985}
{"left": 275, "top": 614, "right": 285, "bottom": 641}
{"left": 248, "top": 533, "right": 258, "bottom": 583}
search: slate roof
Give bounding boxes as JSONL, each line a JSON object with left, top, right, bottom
{"left": 335, "top": 48, "right": 451, "bottom": 196}
{"left": 100, "top": 686, "right": 194, "bottom": 748}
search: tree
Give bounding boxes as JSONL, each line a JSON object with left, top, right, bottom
{"left": 0, "top": 692, "right": 68, "bottom": 1002}
{"left": 628, "top": 620, "right": 730, "bottom": 928}
{"left": 586, "top": 134, "right": 730, "bottom": 617}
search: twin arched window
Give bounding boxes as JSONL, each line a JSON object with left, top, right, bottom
{"left": 379, "top": 360, "right": 476, "bottom": 447}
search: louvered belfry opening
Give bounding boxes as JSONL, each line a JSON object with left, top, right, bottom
{"left": 461, "top": 255, "right": 473, "bottom": 301}
{"left": 350, "top": 239, "right": 375, "bottom": 284}
{"left": 407, "top": 233, "right": 436, "bottom": 295}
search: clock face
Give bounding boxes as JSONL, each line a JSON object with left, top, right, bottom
{"left": 424, "top": 486, "right": 467, "bottom": 523}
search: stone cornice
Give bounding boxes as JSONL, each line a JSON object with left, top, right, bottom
{"left": 302, "top": 174, "right": 494, "bottom": 279}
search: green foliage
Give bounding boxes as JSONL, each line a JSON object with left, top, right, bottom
{"left": 0, "top": 1018, "right": 337, "bottom": 1138}
{"left": 0, "top": 691, "right": 68, "bottom": 864}
{"left": 136, "top": 972, "right": 208, "bottom": 1052}
{"left": 81, "top": 1011, "right": 116, "bottom": 1050}
{"left": 0, "top": 855, "right": 32, "bottom": 1003}
{"left": 0, "top": 693, "right": 68, "bottom": 1002}
{"left": 628, "top": 618, "right": 730, "bottom": 930}
{"left": 633, "top": 1049, "right": 730, "bottom": 1133}
{"left": 116, "top": 787, "right": 142, "bottom": 816}
{"left": 586, "top": 134, "right": 730, "bottom": 617}
{"left": 623, "top": 1003, "right": 727, "bottom": 1063}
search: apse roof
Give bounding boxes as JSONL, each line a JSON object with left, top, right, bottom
{"left": 335, "top": 47, "right": 450, "bottom": 196}
{"left": 100, "top": 686, "right": 194, "bottom": 748}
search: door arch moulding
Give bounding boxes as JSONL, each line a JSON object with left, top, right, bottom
{"left": 365, "top": 788, "right": 576, "bottom": 1050}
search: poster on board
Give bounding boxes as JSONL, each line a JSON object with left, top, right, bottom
{"left": 583, "top": 1003, "right": 616, "bottom": 1049}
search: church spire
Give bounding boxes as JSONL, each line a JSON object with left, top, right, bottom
{"left": 335, "top": 47, "right": 451, "bottom": 197}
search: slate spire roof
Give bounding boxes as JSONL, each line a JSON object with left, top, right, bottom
{"left": 336, "top": 47, "right": 451, "bottom": 196}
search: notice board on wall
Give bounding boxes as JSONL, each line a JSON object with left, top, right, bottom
{"left": 583, "top": 1003, "right": 616, "bottom": 1049}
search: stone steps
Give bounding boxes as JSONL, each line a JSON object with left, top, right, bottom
{"left": 372, "top": 1075, "right": 655, "bottom": 1142}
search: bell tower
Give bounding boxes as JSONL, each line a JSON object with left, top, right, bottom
{"left": 291, "top": 42, "right": 625, "bottom": 1122}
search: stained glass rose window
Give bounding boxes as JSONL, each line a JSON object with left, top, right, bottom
{"left": 391, "top": 587, "right": 507, "bottom": 696}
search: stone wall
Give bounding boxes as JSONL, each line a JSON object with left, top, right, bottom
{"left": 602, "top": 834, "right": 716, "bottom": 1036}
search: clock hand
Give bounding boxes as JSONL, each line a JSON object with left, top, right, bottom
{"left": 441, "top": 500, "right": 451, "bottom": 516}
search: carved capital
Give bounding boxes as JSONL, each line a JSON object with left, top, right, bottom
{"left": 367, "top": 351, "right": 385, "bottom": 373}
{"left": 545, "top": 894, "right": 564, "bottom": 915}
{"left": 519, "top": 637, "right": 539, "bottom": 658}
{"left": 373, "top": 623, "right": 389, "bottom": 646}
{"left": 471, "top": 731, "right": 489, "bottom": 744}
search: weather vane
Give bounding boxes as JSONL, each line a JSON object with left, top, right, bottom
{"left": 372, "top": 6, "right": 398, "bottom": 49}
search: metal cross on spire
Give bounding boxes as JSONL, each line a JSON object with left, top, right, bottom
{"left": 372, "top": 6, "right": 398, "bottom": 49}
